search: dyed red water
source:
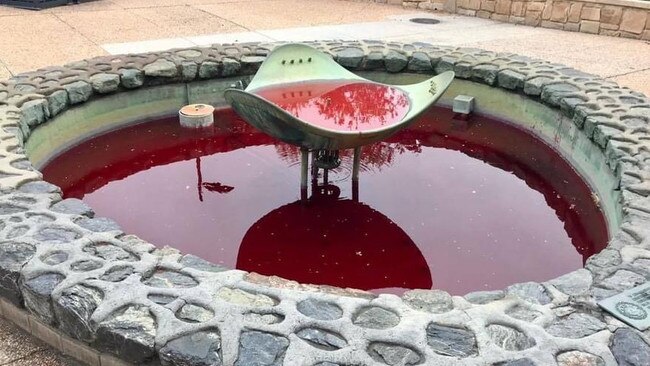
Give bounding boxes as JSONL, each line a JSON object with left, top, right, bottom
{"left": 254, "top": 81, "right": 410, "bottom": 131}
{"left": 41, "top": 107, "right": 609, "bottom": 295}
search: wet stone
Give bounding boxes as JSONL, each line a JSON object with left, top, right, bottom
{"left": 95, "top": 305, "right": 157, "bottom": 364}
{"left": 240, "top": 55, "right": 265, "bottom": 73}
{"left": 556, "top": 350, "right": 605, "bottom": 366}
{"left": 361, "top": 51, "right": 384, "bottom": 70}
{"left": 53, "top": 284, "right": 103, "bottom": 342}
{"left": 586, "top": 249, "right": 622, "bottom": 269}
{"left": 590, "top": 286, "right": 619, "bottom": 301}
{"left": 610, "top": 328, "right": 650, "bottom": 366}
{"left": 486, "top": 324, "right": 536, "bottom": 351}
{"left": 498, "top": 70, "right": 526, "bottom": 90}
{"left": 523, "top": 76, "right": 552, "bottom": 96}
{"left": 464, "top": 290, "right": 505, "bottom": 304}
{"left": 406, "top": 52, "right": 432, "bottom": 72}
{"left": 402, "top": 289, "right": 453, "bottom": 313}
{"left": 545, "top": 313, "right": 606, "bottom": 339}
{"left": 119, "top": 69, "right": 144, "bottom": 89}
{"left": 0, "top": 242, "right": 36, "bottom": 304}
{"left": 144, "top": 59, "right": 178, "bottom": 78}
{"left": 180, "top": 254, "right": 227, "bottom": 272}
{"left": 160, "top": 330, "right": 222, "bottom": 366}
{"left": 100, "top": 265, "right": 134, "bottom": 282}
{"left": 296, "top": 298, "right": 342, "bottom": 320}
{"left": 47, "top": 90, "right": 68, "bottom": 117}
{"left": 70, "top": 259, "right": 103, "bottom": 272}
{"left": 76, "top": 217, "right": 120, "bottom": 232}
{"left": 63, "top": 80, "right": 92, "bottom": 104}
{"left": 26, "top": 213, "right": 56, "bottom": 223}
{"left": 199, "top": 61, "right": 220, "bottom": 79}
{"left": 22, "top": 272, "right": 65, "bottom": 324}
{"left": 367, "top": 342, "right": 421, "bottom": 366}
{"left": 472, "top": 64, "right": 499, "bottom": 85}
{"left": 435, "top": 56, "right": 455, "bottom": 74}
{"left": 51, "top": 198, "right": 93, "bottom": 216}
{"left": 336, "top": 48, "right": 364, "bottom": 69}
{"left": 235, "top": 330, "right": 289, "bottom": 366}
{"left": 176, "top": 303, "right": 214, "bottom": 323}
{"left": 142, "top": 268, "right": 198, "bottom": 288}
{"left": 83, "top": 242, "right": 138, "bottom": 261}
{"left": 600, "top": 269, "right": 646, "bottom": 291}
{"left": 506, "top": 282, "right": 551, "bottom": 305}
{"left": 296, "top": 328, "right": 347, "bottom": 351}
{"left": 10, "top": 159, "right": 33, "bottom": 171}
{"left": 19, "top": 181, "right": 60, "bottom": 194}
{"left": 0, "top": 203, "right": 27, "bottom": 215}
{"left": 243, "top": 311, "right": 284, "bottom": 325}
{"left": 506, "top": 305, "right": 542, "bottom": 322}
{"left": 222, "top": 58, "right": 241, "bottom": 76}
{"left": 20, "top": 99, "right": 49, "bottom": 127}
{"left": 179, "top": 61, "right": 197, "bottom": 81}
{"left": 215, "top": 287, "right": 277, "bottom": 307}
{"left": 549, "top": 269, "right": 593, "bottom": 296}
{"left": 426, "top": 323, "right": 478, "bottom": 358}
{"left": 148, "top": 293, "right": 176, "bottom": 305}
{"left": 493, "top": 359, "right": 535, "bottom": 366}
{"left": 40, "top": 250, "right": 69, "bottom": 265}
{"left": 5, "top": 225, "right": 28, "bottom": 239}
{"left": 384, "top": 51, "right": 408, "bottom": 73}
{"left": 541, "top": 82, "right": 581, "bottom": 106}
{"left": 90, "top": 73, "right": 120, "bottom": 94}
{"left": 353, "top": 306, "right": 400, "bottom": 329}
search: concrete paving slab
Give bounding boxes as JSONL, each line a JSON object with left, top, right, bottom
{"left": 331, "top": 21, "right": 435, "bottom": 39}
{"left": 129, "top": 5, "right": 246, "bottom": 38}
{"left": 102, "top": 37, "right": 196, "bottom": 54}
{"left": 610, "top": 69, "right": 650, "bottom": 97}
{"left": 187, "top": 31, "right": 274, "bottom": 46}
{"left": 0, "top": 317, "right": 45, "bottom": 364}
{"left": 46, "top": 1, "right": 123, "bottom": 13}
{"left": 196, "top": 0, "right": 413, "bottom": 30}
{"left": 0, "top": 64, "right": 11, "bottom": 80}
{"left": 259, "top": 25, "right": 356, "bottom": 42}
{"left": 0, "top": 13, "right": 104, "bottom": 74}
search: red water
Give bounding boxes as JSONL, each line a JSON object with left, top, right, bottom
{"left": 254, "top": 81, "right": 410, "bottom": 131}
{"left": 41, "top": 107, "right": 609, "bottom": 295}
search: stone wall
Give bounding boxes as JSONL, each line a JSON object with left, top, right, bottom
{"left": 400, "top": 0, "right": 650, "bottom": 40}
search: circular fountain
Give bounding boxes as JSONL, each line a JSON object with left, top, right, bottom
{"left": 0, "top": 41, "right": 646, "bottom": 366}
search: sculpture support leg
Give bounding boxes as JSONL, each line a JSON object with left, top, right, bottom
{"left": 352, "top": 147, "right": 361, "bottom": 181}
{"left": 301, "top": 148, "right": 309, "bottom": 189}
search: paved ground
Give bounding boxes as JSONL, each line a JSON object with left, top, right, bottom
{"left": 1, "top": 0, "right": 650, "bottom": 364}
{"left": 0, "top": 317, "right": 78, "bottom": 366}
{"left": 0, "top": 0, "right": 649, "bottom": 94}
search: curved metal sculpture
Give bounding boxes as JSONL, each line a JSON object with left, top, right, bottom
{"left": 224, "top": 44, "right": 455, "bottom": 151}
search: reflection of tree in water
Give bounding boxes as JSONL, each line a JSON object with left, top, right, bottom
{"left": 274, "top": 130, "right": 424, "bottom": 173}
{"left": 278, "top": 82, "right": 410, "bottom": 130}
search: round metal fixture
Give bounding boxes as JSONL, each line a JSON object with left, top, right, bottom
{"left": 409, "top": 18, "right": 441, "bottom": 25}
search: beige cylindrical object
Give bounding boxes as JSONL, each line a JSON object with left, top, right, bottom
{"left": 179, "top": 104, "right": 215, "bottom": 128}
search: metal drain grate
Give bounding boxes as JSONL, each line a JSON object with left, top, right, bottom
{"left": 409, "top": 18, "right": 441, "bottom": 25}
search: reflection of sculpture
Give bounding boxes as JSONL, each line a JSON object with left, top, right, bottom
{"left": 225, "top": 44, "right": 454, "bottom": 196}
{"left": 237, "top": 180, "right": 432, "bottom": 291}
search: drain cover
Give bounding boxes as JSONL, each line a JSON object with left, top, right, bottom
{"left": 410, "top": 18, "right": 441, "bottom": 25}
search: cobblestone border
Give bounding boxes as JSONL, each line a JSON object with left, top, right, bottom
{"left": 1, "top": 41, "right": 650, "bottom": 365}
